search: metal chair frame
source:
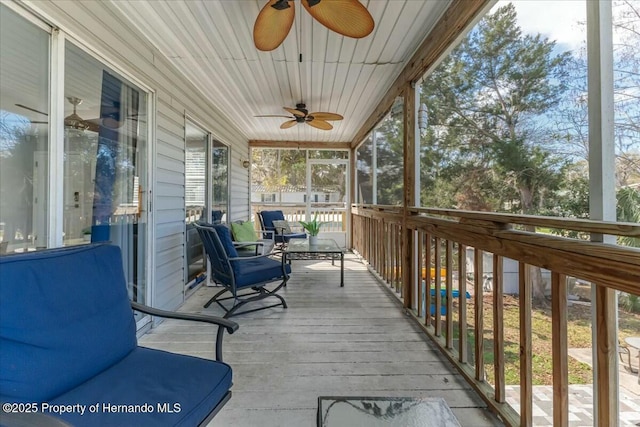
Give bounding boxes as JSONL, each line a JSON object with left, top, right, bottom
{"left": 195, "top": 223, "right": 288, "bottom": 318}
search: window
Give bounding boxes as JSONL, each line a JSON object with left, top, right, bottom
{"left": 0, "top": 4, "right": 50, "bottom": 253}
{"left": 261, "top": 194, "right": 275, "bottom": 203}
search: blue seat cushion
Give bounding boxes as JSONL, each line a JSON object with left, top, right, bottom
{"left": 231, "top": 257, "right": 291, "bottom": 288}
{"left": 275, "top": 232, "right": 307, "bottom": 243}
{"left": 50, "top": 347, "right": 232, "bottom": 427}
{"left": 0, "top": 244, "right": 136, "bottom": 401}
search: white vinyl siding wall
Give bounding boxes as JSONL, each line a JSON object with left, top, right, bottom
{"left": 23, "top": 0, "right": 250, "bottom": 310}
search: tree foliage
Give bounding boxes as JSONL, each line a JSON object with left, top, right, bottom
{"left": 420, "top": 3, "right": 571, "bottom": 216}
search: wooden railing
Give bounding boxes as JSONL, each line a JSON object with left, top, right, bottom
{"left": 351, "top": 204, "right": 640, "bottom": 427}
{"left": 251, "top": 203, "right": 347, "bottom": 232}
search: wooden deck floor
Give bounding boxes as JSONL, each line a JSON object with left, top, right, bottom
{"left": 139, "top": 253, "right": 503, "bottom": 427}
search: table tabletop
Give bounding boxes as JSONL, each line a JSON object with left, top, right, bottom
{"left": 625, "top": 336, "right": 640, "bottom": 349}
{"left": 317, "top": 396, "right": 460, "bottom": 427}
{"left": 285, "top": 238, "right": 343, "bottom": 254}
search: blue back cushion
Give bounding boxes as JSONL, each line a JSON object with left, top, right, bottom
{"left": 0, "top": 244, "right": 137, "bottom": 401}
{"left": 213, "top": 224, "right": 238, "bottom": 258}
{"left": 260, "top": 210, "right": 284, "bottom": 229}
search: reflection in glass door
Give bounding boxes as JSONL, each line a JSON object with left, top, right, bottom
{"left": 0, "top": 4, "right": 50, "bottom": 254}
{"left": 308, "top": 161, "right": 348, "bottom": 247}
{"left": 211, "top": 140, "right": 229, "bottom": 224}
{"left": 62, "top": 42, "right": 148, "bottom": 308}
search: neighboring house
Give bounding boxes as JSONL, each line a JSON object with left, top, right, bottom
{"left": 251, "top": 184, "right": 342, "bottom": 205}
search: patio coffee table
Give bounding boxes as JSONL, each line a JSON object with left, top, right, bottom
{"left": 284, "top": 238, "right": 344, "bottom": 287}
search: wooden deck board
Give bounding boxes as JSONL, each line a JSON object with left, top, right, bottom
{"left": 139, "top": 254, "right": 503, "bottom": 426}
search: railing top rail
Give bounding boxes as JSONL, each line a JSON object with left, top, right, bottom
{"left": 410, "top": 207, "right": 640, "bottom": 238}
{"left": 351, "top": 204, "right": 640, "bottom": 238}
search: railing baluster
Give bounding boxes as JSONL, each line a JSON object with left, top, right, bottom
{"left": 446, "top": 240, "right": 454, "bottom": 349}
{"left": 493, "top": 255, "right": 505, "bottom": 403}
{"left": 595, "top": 285, "right": 617, "bottom": 427}
{"left": 520, "top": 262, "right": 532, "bottom": 427}
{"left": 551, "top": 271, "right": 567, "bottom": 427}
{"left": 458, "top": 243, "right": 467, "bottom": 363}
{"left": 417, "top": 231, "right": 424, "bottom": 319}
{"left": 434, "top": 237, "right": 442, "bottom": 337}
{"left": 474, "top": 249, "right": 484, "bottom": 382}
{"left": 392, "top": 224, "right": 396, "bottom": 290}
{"left": 425, "top": 233, "right": 432, "bottom": 328}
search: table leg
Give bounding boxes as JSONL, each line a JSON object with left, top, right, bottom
{"left": 340, "top": 253, "right": 344, "bottom": 287}
{"left": 283, "top": 254, "right": 288, "bottom": 287}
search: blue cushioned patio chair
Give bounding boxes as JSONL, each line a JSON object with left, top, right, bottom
{"left": 0, "top": 244, "right": 238, "bottom": 427}
{"left": 257, "top": 210, "right": 306, "bottom": 247}
{"left": 195, "top": 223, "right": 290, "bottom": 318}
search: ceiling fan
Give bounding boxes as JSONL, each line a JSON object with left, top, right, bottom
{"left": 14, "top": 104, "right": 48, "bottom": 125}
{"left": 253, "top": 0, "right": 374, "bottom": 51}
{"left": 256, "top": 103, "right": 343, "bottom": 130}
{"left": 15, "top": 97, "right": 100, "bottom": 131}
{"left": 64, "top": 97, "right": 100, "bottom": 132}
{"left": 16, "top": 97, "right": 136, "bottom": 132}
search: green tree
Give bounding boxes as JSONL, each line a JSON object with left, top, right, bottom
{"left": 617, "top": 186, "right": 640, "bottom": 247}
{"left": 420, "top": 4, "right": 571, "bottom": 304}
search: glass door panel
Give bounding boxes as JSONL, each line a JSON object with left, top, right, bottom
{"left": 211, "top": 140, "right": 228, "bottom": 223}
{"left": 0, "top": 4, "right": 50, "bottom": 254}
{"left": 309, "top": 162, "right": 347, "bottom": 246}
{"left": 185, "top": 121, "right": 207, "bottom": 293}
{"left": 63, "top": 42, "right": 148, "bottom": 308}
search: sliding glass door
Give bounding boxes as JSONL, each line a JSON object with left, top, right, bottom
{"left": 0, "top": 6, "right": 150, "bottom": 310}
{"left": 62, "top": 42, "right": 149, "bottom": 306}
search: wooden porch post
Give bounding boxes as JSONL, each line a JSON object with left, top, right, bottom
{"left": 402, "top": 84, "right": 417, "bottom": 309}
{"left": 587, "top": 1, "right": 618, "bottom": 425}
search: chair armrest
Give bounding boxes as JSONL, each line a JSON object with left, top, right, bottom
{"left": 228, "top": 254, "right": 268, "bottom": 262}
{"left": 131, "top": 301, "right": 239, "bottom": 362}
{"left": 233, "top": 241, "right": 265, "bottom": 248}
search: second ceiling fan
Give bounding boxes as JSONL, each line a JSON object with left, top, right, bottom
{"left": 253, "top": 0, "right": 374, "bottom": 51}
{"left": 256, "top": 103, "right": 343, "bottom": 130}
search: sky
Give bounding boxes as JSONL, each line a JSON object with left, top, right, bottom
{"left": 496, "top": 0, "right": 587, "bottom": 52}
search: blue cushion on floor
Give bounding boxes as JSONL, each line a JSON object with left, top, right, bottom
{"left": 231, "top": 257, "right": 291, "bottom": 288}
{"left": 50, "top": 347, "right": 232, "bottom": 427}
{"left": 0, "top": 244, "right": 136, "bottom": 402}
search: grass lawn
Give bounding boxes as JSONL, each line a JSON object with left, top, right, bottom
{"left": 449, "top": 295, "right": 640, "bottom": 386}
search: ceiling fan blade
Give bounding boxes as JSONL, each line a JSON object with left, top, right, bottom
{"left": 86, "top": 121, "right": 101, "bottom": 133}
{"left": 283, "top": 107, "right": 306, "bottom": 117}
{"left": 309, "top": 112, "right": 343, "bottom": 121}
{"left": 280, "top": 119, "right": 298, "bottom": 129}
{"left": 253, "top": 0, "right": 295, "bottom": 51}
{"left": 306, "top": 119, "right": 333, "bottom": 130}
{"left": 302, "top": 0, "right": 374, "bottom": 39}
{"left": 254, "top": 114, "right": 293, "bottom": 118}
{"left": 15, "top": 104, "right": 48, "bottom": 116}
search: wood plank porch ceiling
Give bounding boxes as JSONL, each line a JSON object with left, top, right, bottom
{"left": 110, "top": 0, "right": 452, "bottom": 144}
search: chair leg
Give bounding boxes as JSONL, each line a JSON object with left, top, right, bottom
{"left": 203, "top": 288, "right": 229, "bottom": 309}
{"left": 221, "top": 278, "right": 288, "bottom": 318}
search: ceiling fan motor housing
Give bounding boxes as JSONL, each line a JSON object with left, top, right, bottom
{"left": 295, "top": 103, "right": 308, "bottom": 115}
